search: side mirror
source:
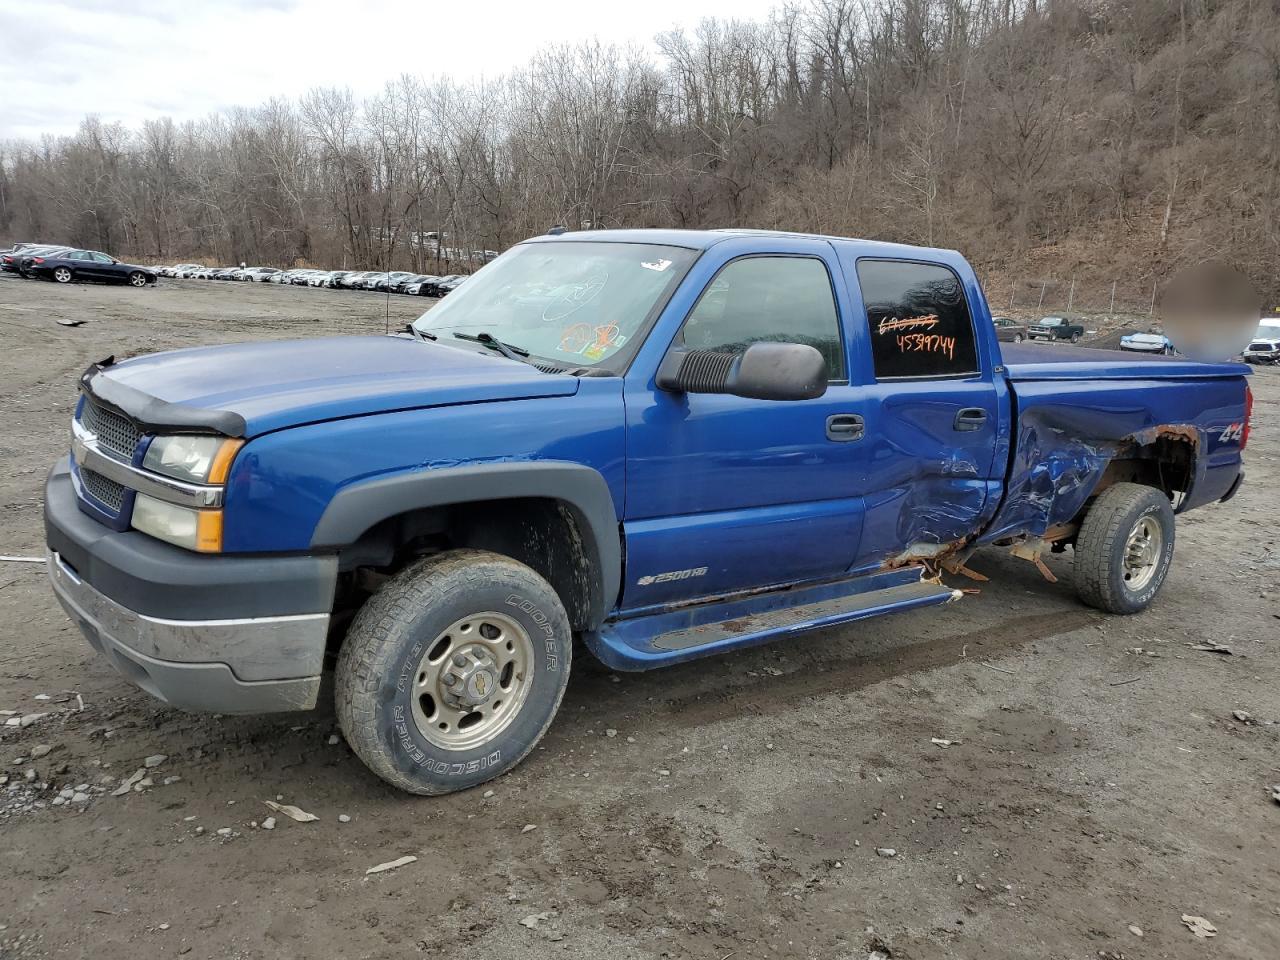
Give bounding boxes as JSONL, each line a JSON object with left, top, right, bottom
{"left": 656, "top": 341, "right": 827, "bottom": 401}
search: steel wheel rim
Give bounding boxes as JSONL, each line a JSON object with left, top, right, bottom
{"left": 410, "top": 611, "right": 534, "bottom": 752}
{"left": 1122, "top": 516, "right": 1162, "bottom": 591}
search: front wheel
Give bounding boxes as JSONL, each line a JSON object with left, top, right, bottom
{"left": 128, "top": 271, "right": 147, "bottom": 287}
{"left": 1074, "top": 483, "right": 1175, "bottom": 614}
{"left": 53, "top": 267, "right": 73, "bottom": 283}
{"left": 336, "top": 550, "right": 572, "bottom": 795}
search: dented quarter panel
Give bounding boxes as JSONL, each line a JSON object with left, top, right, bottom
{"left": 978, "top": 371, "right": 1250, "bottom": 545}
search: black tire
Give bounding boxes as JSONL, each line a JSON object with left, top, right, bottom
{"left": 335, "top": 549, "right": 572, "bottom": 795}
{"left": 53, "top": 267, "right": 73, "bottom": 284}
{"left": 1013, "top": 333, "right": 1024, "bottom": 344}
{"left": 1070, "top": 332, "right": 1082, "bottom": 343}
{"left": 1074, "top": 483, "right": 1175, "bottom": 614}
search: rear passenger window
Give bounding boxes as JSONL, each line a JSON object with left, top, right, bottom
{"left": 855, "top": 260, "right": 979, "bottom": 379}
{"left": 679, "top": 256, "right": 845, "bottom": 380}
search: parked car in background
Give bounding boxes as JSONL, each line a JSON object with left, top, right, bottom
{"left": 1120, "top": 331, "right": 1175, "bottom": 355}
{"left": 406, "top": 275, "right": 441, "bottom": 295}
{"left": 359, "top": 272, "right": 391, "bottom": 290}
{"left": 1028, "top": 316, "right": 1085, "bottom": 342}
{"left": 239, "top": 267, "right": 279, "bottom": 282}
{"left": 437, "top": 275, "right": 467, "bottom": 296}
{"left": 420, "top": 274, "right": 464, "bottom": 296}
{"left": 4, "top": 244, "right": 68, "bottom": 274}
{"left": 992, "top": 316, "right": 1027, "bottom": 343}
{"left": 23, "top": 248, "right": 157, "bottom": 286}
{"left": 1243, "top": 323, "right": 1280, "bottom": 365}
{"left": 160, "top": 263, "right": 200, "bottom": 278}
{"left": 333, "top": 271, "right": 371, "bottom": 289}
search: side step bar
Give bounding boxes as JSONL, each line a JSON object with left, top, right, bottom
{"left": 584, "top": 567, "right": 963, "bottom": 671}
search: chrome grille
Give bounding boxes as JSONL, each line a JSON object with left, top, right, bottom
{"left": 81, "top": 467, "right": 126, "bottom": 512}
{"left": 81, "top": 399, "right": 140, "bottom": 461}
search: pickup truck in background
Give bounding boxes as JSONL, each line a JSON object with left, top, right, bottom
{"left": 44, "top": 229, "right": 1252, "bottom": 794}
{"left": 1028, "top": 315, "right": 1086, "bottom": 342}
{"left": 1243, "top": 322, "right": 1280, "bottom": 364}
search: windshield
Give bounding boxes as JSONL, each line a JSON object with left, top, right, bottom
{"left": 412, "top": 241, "right": 696, "bottom": 370}
{"left": 1257, "top": 324, "right": 1280, "bottom": 339}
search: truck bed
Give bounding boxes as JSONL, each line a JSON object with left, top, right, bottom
{"left": 980, "top": 342, "right": 1249, "bottom": 547}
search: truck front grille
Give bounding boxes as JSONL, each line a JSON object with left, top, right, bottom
{"left": 81, "top": 467, "right": 126, "bottom": 512}
{"left": 81, "top": 399, "right": 140, "bottom": 461}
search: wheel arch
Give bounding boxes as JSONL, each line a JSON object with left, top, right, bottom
{"left": 311, "top": 462, "right": 621, "bottom": 630}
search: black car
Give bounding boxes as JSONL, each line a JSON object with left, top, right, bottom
{"left": 23, "top": 248, "right": 157, "bottom": 286}
{"left": 1027, "top": 315, "right": 1085, "bottom": 342}
{"left": 3, "top": 244, "right": 68, "bottom": 274}
{"left": 389, "top": 273, "right": 429, "bottom": 294}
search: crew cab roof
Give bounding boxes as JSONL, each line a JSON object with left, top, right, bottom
{"left": 523, "top": 228, "right": 969, "bottom": 268}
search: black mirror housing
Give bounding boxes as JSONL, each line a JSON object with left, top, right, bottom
{"left": 657, "top": 342, "right": 827, "bottom": 401}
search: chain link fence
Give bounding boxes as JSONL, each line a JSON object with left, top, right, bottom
{"left": 999, "top": 277, "right": 1161, "bottom": 321}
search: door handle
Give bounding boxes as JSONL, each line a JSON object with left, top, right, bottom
{"left": 953, "top": 408, "right": 988, "bottom": 432}
{"left": 826, "top": 414, "right": 865, "bottom": 442}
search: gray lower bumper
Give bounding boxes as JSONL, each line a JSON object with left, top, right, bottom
{"left": 49, "top": 550, "right": 326, "bottom": 713}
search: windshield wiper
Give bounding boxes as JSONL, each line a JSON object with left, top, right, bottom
{"left": 452, "top": 331, "right": 531, "bottom": 363}
{"left": 404, "top": 323, "right": 436, "bottom": 342}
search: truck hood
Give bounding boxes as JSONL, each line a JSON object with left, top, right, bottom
{"left": 89, "top": 335, "right": 578, "bottom": 437}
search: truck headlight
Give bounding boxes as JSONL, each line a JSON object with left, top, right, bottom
{"left": 132, "top": 493, "right": 223, "bottom": 553}
{"left": 142, "top": 435, "right": 242, "bottom": 484}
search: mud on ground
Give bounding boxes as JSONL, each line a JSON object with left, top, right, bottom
{"left": 0, "top": 274, "right": 1277, "bottom": 960}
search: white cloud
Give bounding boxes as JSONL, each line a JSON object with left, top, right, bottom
{"left": 1, "top": 0, "right": 778, "bottom": 140}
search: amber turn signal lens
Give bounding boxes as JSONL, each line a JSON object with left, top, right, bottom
{"left": 207, "top": 438, "right": 245, "bottom": 485}
{"left": 195, "top": 510, "right": 223, "bottom": 553}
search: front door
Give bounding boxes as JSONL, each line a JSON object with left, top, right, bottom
{"left": 621, "top": 238, "right": 867, "bottom": 610}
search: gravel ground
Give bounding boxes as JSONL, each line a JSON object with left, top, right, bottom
{"left": 0, "top": 274, "right": 1277, "bottom": 960}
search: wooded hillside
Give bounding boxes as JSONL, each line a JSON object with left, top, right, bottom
{"left": 2, "top": 0, "right": 1277, "bottom": 303}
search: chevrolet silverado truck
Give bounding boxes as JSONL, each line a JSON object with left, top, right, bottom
{"left": 44, "top": 229, "right": 1252, "bottom": 794}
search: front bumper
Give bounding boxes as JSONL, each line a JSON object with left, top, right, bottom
{"left": 45, "top": 459, "right": 336, "bottom": 713}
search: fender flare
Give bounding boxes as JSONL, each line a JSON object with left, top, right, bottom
{"left": 310, "top": 461, "right": 621, "bottom": 628}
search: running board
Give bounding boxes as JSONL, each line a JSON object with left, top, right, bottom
{"left": 584, "top": 567, "right": 963, "bottom": 671}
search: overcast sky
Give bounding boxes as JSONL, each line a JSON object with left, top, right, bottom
{"left": 0, "top": 0, "right": 778, "bottom": 141}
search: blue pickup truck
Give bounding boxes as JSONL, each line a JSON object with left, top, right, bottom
{"left": 44, "top": 229, "right": 1252, "bottom": 794}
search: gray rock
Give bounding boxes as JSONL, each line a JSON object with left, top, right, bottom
{"left": 29, "top": 744, "right": 54, "bottom": 759}
{"left": 875, "top": 847, "right": 897, "bottom": 858}
{"left": 261, "top": 817, "right": 276, "bottom": 830}
{"left": 143, "top": 754, "right": 167, "bottom": 768}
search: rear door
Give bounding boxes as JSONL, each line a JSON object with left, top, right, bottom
{"left": 841, "top": 257, "right": 1007, "bottom": 568}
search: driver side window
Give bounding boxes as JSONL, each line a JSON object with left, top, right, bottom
{"left": 678, "top": 256, "right": 846, "bottom": 380}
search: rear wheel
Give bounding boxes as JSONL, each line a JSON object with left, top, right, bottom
{"left": 53, "top": 267, "right": 72, "bottom": 284}
{"left": 1013, "top": 333, "right": 1024, "bottom": 344}
{"left": 336, "top": 550, "right": 572, "bottom": 794}
{"left": 1074, "top": 483, "right": 1175, "bottom": 614}
{"left": 1070, "top": 331, "right": 1082, "bottom": 343}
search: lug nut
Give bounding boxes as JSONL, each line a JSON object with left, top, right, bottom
{"left": 453, "top": 653, "right": 468, "bottom": 667}
{"left": 443, "top": 673, "right": 457, "bottom": 686}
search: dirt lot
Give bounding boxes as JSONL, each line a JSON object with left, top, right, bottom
{"left": 0, "top": 274, "right": 1277, "bottom": 960}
